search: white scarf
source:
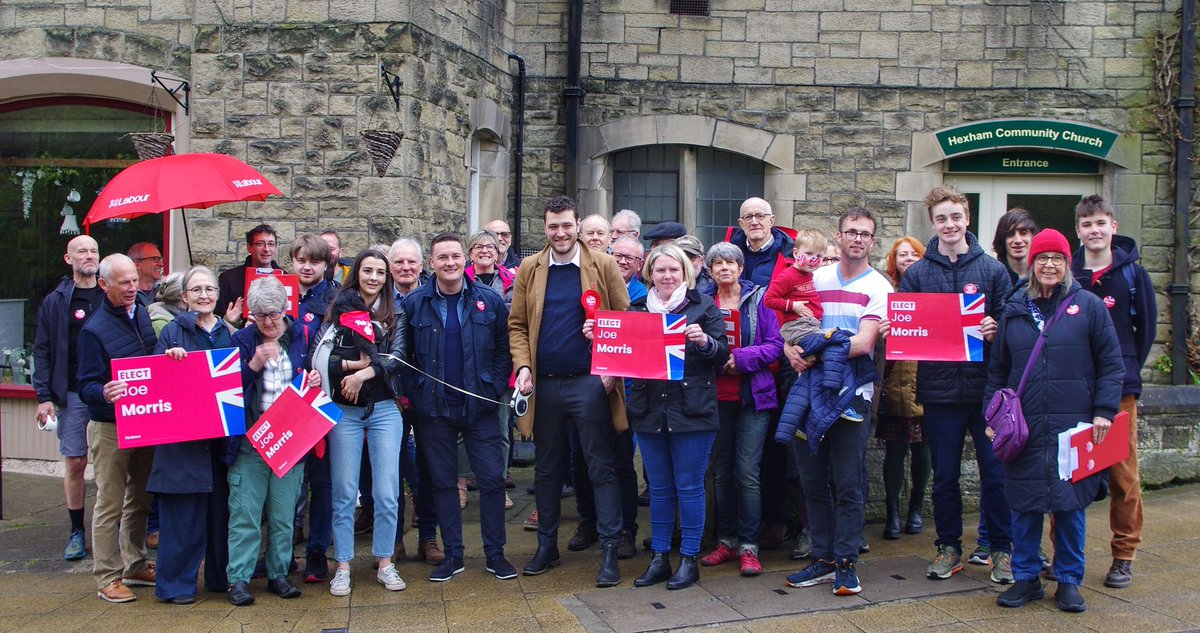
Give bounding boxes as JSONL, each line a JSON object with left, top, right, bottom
{"left": 646, "top": 284, "right": 688, "bottom": 314}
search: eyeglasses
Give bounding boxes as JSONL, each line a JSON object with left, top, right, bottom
{"left": 1034, "top": 254, "right": 1067, "bottom": 266}
{"left": 135, "top": 256, "right": 163, "bottom": 263}
{"left": 841, "top": 230, "right": 874, "bottom": 241}
{"left": 252, "top": 311, "right": 284, "bottom": 321}
{"left": 251, "top": 241, "right": 277, "bottom": 249}
{"left": 471, "top": 244, "right": 497, "bottom": 252}
{"left": 612, "top": 253, "right": 643, "bottom": 263}
{"left": 739, "top": 212, "right": 772, "bottom": 223}
{"left": 186, "top": 286, "right": 218, "bottom": 296}
{"left": 493, "top": 231, "right": 511, "bottom": 239}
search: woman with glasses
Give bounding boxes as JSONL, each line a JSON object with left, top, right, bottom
{"left": 465, "top": 230, "right": 515, "bottom": 306}
{"left": 150, "top": 266, "right": 234, "bottom": 604}
{"left": 985, "top": 229, "right": 1122, "bottom": 613}
{"left": 318, "top": 249, "right": 408, "bottom": 597}
{"left": 225, "top": 275, "right": 319, "bottom": 606}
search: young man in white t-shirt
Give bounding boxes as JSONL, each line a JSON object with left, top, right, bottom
{"left": 782, "top": 209, "right": 892, "bottom": 597}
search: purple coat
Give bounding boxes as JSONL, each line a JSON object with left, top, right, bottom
{"left": 707, "top": 280, "right": 782, "bottom": 412}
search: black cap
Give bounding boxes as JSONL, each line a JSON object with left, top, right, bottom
{"left": 644, "top": 221, "right": 687, "bottom": 242}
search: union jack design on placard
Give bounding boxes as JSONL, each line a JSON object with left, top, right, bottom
{"left": 291, "top": 374, "right": 342, "bottom": 426}
{"left": 663, "top": 314, "right": 688, "bottom": 381}
{"left": 207, "top": 348, "right": 246, "bottom": 437}
{"left": 960, "top": 293, "right": 986, "bottom": 362}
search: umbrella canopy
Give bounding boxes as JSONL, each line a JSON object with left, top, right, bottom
{"left": 84, "top": 153, "right": 282, "bottom": 225}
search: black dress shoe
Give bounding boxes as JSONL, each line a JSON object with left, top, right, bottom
{"left": 522, "top": 546, "right": 561, "bottom": 576}
{"left": 1055, "top": 583, "right": 1086, "bottom": 612}
{"left": 667, "top": 554, "right": 699, "bottom": 590}
{"left": 997, "top": 579, "right": 1044, "bottom": 608}
{"left": 267, "top": 576, "right": 301, "bottom": 599}
{"left": 616, "top": 531, "right": 637, "bottom": 560}
{"left": 160, "top": 595, "right": 195, "bottom": 605}
{"left": 228, "top": 581, "right": 255, "bottom": 606}
{"left": 595, "top": 541, "right": 621, "bottom": 588}
{"left": 634, "top": 552, "right": 673, "bottom": 587}
{"left": 568, "top": 521, "right": 598, "bottom": 552}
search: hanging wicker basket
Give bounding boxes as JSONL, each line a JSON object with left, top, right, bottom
{"left": 127, "top": 132, "right": 175, "bottom": 161}
{"left": 360, "top": 129, "right": 404, "bottom": 177}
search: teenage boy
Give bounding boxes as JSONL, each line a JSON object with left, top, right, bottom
{"left": 898, "top": 185, "right": 1014, "bottom": 584}
{"left": 1071, "top": 194, "right": 1156, "bottom": 589}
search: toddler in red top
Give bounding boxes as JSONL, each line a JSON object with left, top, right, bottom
{"left": 764, "top": 228, "right": 827, "bottom": 344}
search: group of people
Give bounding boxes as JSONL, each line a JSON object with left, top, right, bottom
{"left": 31, "top": 186, "right": 1152, "bottom": 614}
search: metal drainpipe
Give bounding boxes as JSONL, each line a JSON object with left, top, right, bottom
{"left": 506, "top": 51, "right": 527, "bottom": 257}
{"left": 1171, "top": 0, "right": 1196, "bottom": 385}
{"left": 564, "top": 0, "right": 584, "bottom": 198}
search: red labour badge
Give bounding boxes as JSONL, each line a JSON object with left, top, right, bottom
{"left": 581, "top": 289, "right": 602, "bottom": 320}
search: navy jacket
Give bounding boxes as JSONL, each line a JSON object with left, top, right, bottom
{"left": 899, "top": 232, "right": 1012, "bottom": 404}
{"left": 402, "top": 277, "right": 512, "bottom": 421}
{"left": 1071, "top": 235, "right": 1156, "bottom": 397}
{"left": 297, "top": 279, "right": 338, "bottom": 329}
{"left": 730, "top": 226, "right": 796, "bottom": 287}
{"left": 77, "top": 298, "right": 158, "bottom": 423}
{"left": 775, "top": 329, "right": 880, "bottom": 453}
{"left": 32, "top": 278, "right": 79, "bottom": 406}
{"left": 983, "top": 283, "right": 1123, "bottom": 513}
{"left": 149, "top": 312, "right": 235, "bottom": 494}
{"left": 226, "top": 318, "right": 314, "bottom": 464}
{"left": 625, "top": 289, "right": 729, "bottom": 434}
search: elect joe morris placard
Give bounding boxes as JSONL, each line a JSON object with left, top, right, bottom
{"left": 885, "top": 293, "right": 985, "bottom": 363}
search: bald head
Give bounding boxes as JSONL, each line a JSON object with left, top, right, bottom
{"left": 485, "top": 219, "right": 513, "bottom": 258}
{"left": 580, "top": 214, "right": 612, "bottom": 252}
{"left": 98, "top": 254, "right": 140, "bottom": 309}
{"left": 65, "top": 235, "right": 100, "bottom": 280}
{"left": 737, "top": 197, "right": 776, "bottom": 249}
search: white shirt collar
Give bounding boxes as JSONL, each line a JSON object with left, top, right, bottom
{"left": 748, "top": 234, "right": 774, "bottom": 253}
{"left": 548, "top": 244, "right": 581, "bottom": 267}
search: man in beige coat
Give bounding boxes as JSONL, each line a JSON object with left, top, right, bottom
{"left": 509, "top": 196, "right": 631, "bottom": 587}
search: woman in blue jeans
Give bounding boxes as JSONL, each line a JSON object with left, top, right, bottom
{"left": 314, "top": 249, "right": 408, "bottom": 597}
{"left": 597, "top": 243, "right": 728, "bottom": 590}
{"left": 698, "top": 242, "right": 781, "bottom": 576}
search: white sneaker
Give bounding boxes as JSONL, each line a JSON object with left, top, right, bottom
{"left": 330, "top": 568, "right": 351, "bottom": 596}
{"left": 377, "top": 563, "right": 407, "bottom": 591}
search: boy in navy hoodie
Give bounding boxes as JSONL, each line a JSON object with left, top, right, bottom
{"left": 1071, "top": 194, "right": 1156, "bottom": 589}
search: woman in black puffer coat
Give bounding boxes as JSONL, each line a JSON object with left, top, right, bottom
{"left": 983, "top": 230, "right": 1122, "bottom": 614}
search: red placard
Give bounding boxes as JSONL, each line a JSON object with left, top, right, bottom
{"left": 113, "top": 348, "right": 245, "bottom": 449}
{"left": 1063, "top": 410, "right": 1132, "bottom": 483}
{"left": 590, "top": 310, "right": 687, "bottom": 381}
{"left": 248, "top": 374, "right": 343, "bottom": 477}
{"left": 243, "top": 268, "right": 301, "bottom": 319}
{"left": 721, "top": 308, "right": 741, "bottom": 349}
{"left": 885, "top": 292, "right": 985, "bottom": 362}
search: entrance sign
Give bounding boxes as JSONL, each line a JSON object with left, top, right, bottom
{"left": 113, "top": 348, "right": 245, "bottom": 449}
{"left": 936, "top": 119, "right": 1119, "bottom": 160}
{"left": 948, "top": 151, "right": 1100, "bottom": 175}
{"left": 590, "top": 310, "right": 687, "bottom": 381}
{"left": 248, "top": 374, "right": 343, "bottom": 477}
{"left": 885, "top": 293, "right": 985, "bottom": 362}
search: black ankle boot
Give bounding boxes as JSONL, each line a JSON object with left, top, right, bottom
{"left": 882, "top": 498, "right": 902, "bottom": 540}
{"left": 634, "top": 552, "right": 672, "bottom": 587}
{"left": 595, "top": 540, "right": 621, "bottom": 587}
{"left": 904, "top": 495, "right": 924, "bottom": 534}
{"left": 997, "top": 579, "right": 1044, "bottom": 608}
{"left": 667, "top": 554, "right": 699, "bottom": 590}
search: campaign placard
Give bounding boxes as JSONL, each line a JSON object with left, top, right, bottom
{"left": 243, "top": 268, "right": 300, "bottom": 319}
{"left": 721, "top": 308, "right": 741, "bottom": 349}
{"left": 885, "top": 292, "right": 985, "bottom": 362}
{"left": 113, "top": 348, "right": 245, "bottom": 449}
{"left": 248, "top": 374, "right": 343, "bottom": 477}
{"left": 590, "top": 310, "right": 687, "bottom": 381}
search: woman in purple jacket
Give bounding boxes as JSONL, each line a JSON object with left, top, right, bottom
{"left": 697, "top": 241, "right": 783, "bottom": 576}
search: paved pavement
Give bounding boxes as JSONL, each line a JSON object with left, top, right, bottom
{"left": 0, "top": 467, "right": 1198, "bottom": 632}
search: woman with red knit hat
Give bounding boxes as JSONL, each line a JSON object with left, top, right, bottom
{"left": 983, "top": 229, "right": 1123, "bottom": 613}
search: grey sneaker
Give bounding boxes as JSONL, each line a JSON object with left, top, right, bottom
{"left": 329, "top": 568, "right": 351, "bottom": 597}
{"left": 990, "top": 551, "right": 1014, "bottom": 584}
{"left": 967, "top": 545, "right": 990, "bottom": 565}
{"left": 789, "top": 528, "right": 813, "bottom": 561}
{"left": 376, "top": 563, "right": 407, "bottom": 591}
{"left": 928, "top": 544, "right": 963, "bottom": 579}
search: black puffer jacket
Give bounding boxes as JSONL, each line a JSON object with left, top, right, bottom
{"left": 625, "top": 289, "right": 729, "bottom": 434}
{"left": 898, "top": 232, "right": 1012, "bottom": 404}
{"left": 982, "top": 283, "right": 1123, "bottom": 513}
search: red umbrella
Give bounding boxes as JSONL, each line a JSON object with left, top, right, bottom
{"left": 84, "top": 153, "right": 282, "bottom": 225}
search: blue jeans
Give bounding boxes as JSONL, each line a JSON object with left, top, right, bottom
{"left": 636, "top": 429, "right": 715, "bottom": 557}
{"left": 713, "top": 402, "right": 768, "bottom": 552}
{"left": 329, "top": 400, "right": 403, "bottom": 562}
{"left": 422, "top": 407, "right": 507, "bottom": 559}
{"left": 924, "top": 403, "right": 1012, "bottom": 553}
{"left": 1012, "top": 509, "right": 1085, "bottom": 585}
{"left": 793, "top": 398, "right": 870, "bottom": 563}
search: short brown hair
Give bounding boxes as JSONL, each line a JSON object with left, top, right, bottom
{"left": 1075, "top": 194, "right": 1113, "bottom": 222}
{"left": 923, "top": 185, "right": 970, "bottom": 220}
{"left": 291, "top": 234, "right": 332, "bottom": 264}
{"left": 838, "top": 208, "right": 877, "bottom": 234}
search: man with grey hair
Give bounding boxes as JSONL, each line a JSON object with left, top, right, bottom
{"left": 580, "top": 214, "right": 612, "bottom": 253}
{"left": 390, "top": 238, "right": 429, "bottom": 301}
{"left": 611, "top": 236, "right": 647, "bottom": 303}
{"left": 77, "top": 253, "right": 159, "bottom": 603}
{"left": 485, "top": 219, "right": 521, "bottom": 270}
{"left": 731, "top": 197, "right": 795, "bottom": 287}
{"left": 34, "top": 234, "right": 102, "bottom": 561}
{"left": 127, "top": 242, "right": 164, "bottom": 308}
{"left": 611, "top": 209, "right": 642, "bottom": 242}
